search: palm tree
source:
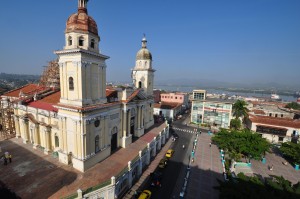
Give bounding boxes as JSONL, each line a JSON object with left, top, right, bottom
{"left": 232, "top": 99, "right": 249, "bottom": 119}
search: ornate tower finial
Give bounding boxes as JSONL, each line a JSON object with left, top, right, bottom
{"left": 78, "top": 0, "right": 88, "bottom": 14}
{"left": 142, "top": 34, "right": 147, "bottom": 48}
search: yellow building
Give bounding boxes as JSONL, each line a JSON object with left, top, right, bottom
{"left": 1, "top": 0, "right": 155, "bottom": 172}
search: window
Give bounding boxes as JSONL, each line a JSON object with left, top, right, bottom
{"left": 193, "top": 92, "right": 204, "bottom": 100}
{"left": 180, "top": 97, "right": 182, "bottom": 99}
{"left": 68, "top": 36, "right": 72, "bottom": 46}
{"left": 95, "top": 135, "right": 100, "bottom": 153}
{"left": 79, "top": 37, "right": 84, "bottom": 46}
{"left": 175, "top": 97, "right": 177, "bottom": 99}
{"left": 275, "top": 114, "right": 278, "bottom": 117}
{"left": 69, "top": 77, "right": 74, "bottom": 90}
{"left": 281, "top": 114, "right": 283, "bottom": 118}
{"left": 94, "top": 119, "right": 100, "bottom": 127}
{"left": 138, "top": 81, "right": 142, "bottom": 88}
{"left": 90, "top": 39, "right": 95, "bottom": 48}
{"left": 278, "top": 137, "right": 284, "bottom": 142}
{"left": 269, "top": 113, "right": 272, "bottom": 117}
{"left": 55, "top": 135, "right": 59, "bottom": 147}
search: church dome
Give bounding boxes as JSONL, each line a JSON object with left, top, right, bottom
{"left": 65, "top": 1, "right": 98, "bottom": 36}
{"left": 136, "top": 36, "right": 152, "bottom": 60}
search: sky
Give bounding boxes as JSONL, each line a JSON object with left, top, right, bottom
{"left": 0, "top": 0, "right": 299, "bottom": 88}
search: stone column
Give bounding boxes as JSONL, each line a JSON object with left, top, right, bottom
{"left": 128, "top": 161, "right": 133, "bottom": 188}
{"left": 22, "top": 118, "right": 29, "bottom": 144}
{"left": 146, "top": 143, "right": 151, "bottom": 165}
{"left": 33, "top": 124, "right": 40, "bottom": 148}
{"left": 44, "top": 127, "right": 51, "bottom": 154}
{"left": 123, "top": 109, "right": 127, "bottom": 137}
{"left": 63, "top": 117, "right": 67, "bottom": 153}
{"left": 138, "top": 151, "right": 143, "bottom": 176}
{"left": 152, "top": 137, "right": 157, "bottom": 157}
{"left": 157, "top": 132, "right": 162, "bottom": 151}
{"left": 14, "top": 116, "right": 21, "bottom": 138}
{"left": 127, "top": 110, "right": 131, "bottom": 136}
{"left": 141, "top": 106, "right": 144, "bottom": 128}
{"left": 161, "top": 130, "right": 166, "bottom": 145}
{"left": 137, "top": 106, "right": 141, "bottom": 129}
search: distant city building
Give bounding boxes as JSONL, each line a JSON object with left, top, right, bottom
{"left": 153, "top": 102, "right": 182, "bottom": 120}
{"left": 191, "top": 90, "right": 233, "bottom": 129}
{"left": 248, "top": 101, "right": 294, "bottom": 119}
{"left": 246, "top": 114, "right": 300, "bottom": 144}
{"left": 160, "top": 92, "right": 189, "bottom": 109}
{"left": 1, "top": 0, "right": 156, "bottom": 172}
{"left": 153, "top": 89, "right": 161, "bottom": 103}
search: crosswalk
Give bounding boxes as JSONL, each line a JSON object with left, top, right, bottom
{"left": 172, "top": 127, "right": 200, "bottom": 134}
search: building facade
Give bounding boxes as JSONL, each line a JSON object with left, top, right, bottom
{"left": 1, "top": 0, "right": 155, "bottom": 172}
{"left": 191, "top": 90, "right": 233, "bottom": 129}
{"left": 160, "top": 92, "right": 189, "bottom": 109}
{"left": 246, "top": 115, "right": 300, "bottom": 144}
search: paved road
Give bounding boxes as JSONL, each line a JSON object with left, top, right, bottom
{"left": 149, "top": 128, "right": 193, "bottom": 199}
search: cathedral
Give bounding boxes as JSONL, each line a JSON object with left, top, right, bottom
{"left": 2, "top": 0, "right": 155, "bottom": 172}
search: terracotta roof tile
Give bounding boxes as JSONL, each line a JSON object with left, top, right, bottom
{"left": 252, "top": 109, "right": 266, "bottom": 115}
{"left": 3, "top": 84, "right": 43, "bottom": 98}
{"left": 249, "top": 114, "right": 300, "bottom": 128}
{"left": 154, "top": 102, "right": 181, "bottom": 109}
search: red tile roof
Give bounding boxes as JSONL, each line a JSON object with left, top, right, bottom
{"left": 154, "top": 102, "right": 181, "bottom": 109}
{"left": 28, "top": 91, "right": 60, "bottom": 112}
{"left": 106, "top": 88, "right": 117, "bottom": 98}
{"left": 3, "top": 84, "right": 47, "bottom": 98}
{"left": 252, "top": 109, "right": 266, "bottom": 115}
{"left": 249, "top": 114, "right": 300, "bottom": 128}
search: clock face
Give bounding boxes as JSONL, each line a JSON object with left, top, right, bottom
{"left": 94, "top": 119, "right": 100, "bottom": 127}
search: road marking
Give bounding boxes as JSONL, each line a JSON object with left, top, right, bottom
{"left": 173, "top": 127, "right": 196, "bottom": 134}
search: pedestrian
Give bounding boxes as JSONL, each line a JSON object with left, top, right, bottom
{"left": 209, "top": 142, "right": 211, "bottom": 147}
{"left": 4, "top": 157, "right": 7, "bottom": 165}
{"left": 8, "top": 154, "right": 12, "bottom": 163}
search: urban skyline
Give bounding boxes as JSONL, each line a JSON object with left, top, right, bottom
{"left": 0, "top": 0, "right": 300, "bottom": 87}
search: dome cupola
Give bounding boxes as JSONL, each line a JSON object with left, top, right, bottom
{"left": 136, "top": 35, "right": 152, "bottom": 60}
{"left": 66, "top": 0, "right": 98, "bottom": 36}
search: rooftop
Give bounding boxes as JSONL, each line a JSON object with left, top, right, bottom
{"left": 249, "top": 114, "right": 300, "bottom": 128}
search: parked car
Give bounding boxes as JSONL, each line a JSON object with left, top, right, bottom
{"left": 172, "top": 133, "right": 179, "bottom": 140}
{"left": 166, "top": 149, "right": 174, "bottom": 158}
{"left": 138, "top": 190, "right": 152, "bottom": 199}
{"left": 150, "top": 171, "right": 163, "bottom": 187}
{"left": 158, "top": 157, "right": 168, "bottom": 169}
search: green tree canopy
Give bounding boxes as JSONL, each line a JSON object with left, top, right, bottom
{"left": 280, "top": 142, "right": 300, "bottom": 164}
{"left": 230, "top": 118, "right": 241, "bottom": 130}
{"left": 285, "top": 102, "right": 300, "bottom": 110}
{"left": 212, "top": 129, "right": 270, "bottom": 160}
{"left": 216, "top": 173, "right": 300, "bottom": 199}
{"left": 232, "top": 99, "right": 249, "bottom": 119}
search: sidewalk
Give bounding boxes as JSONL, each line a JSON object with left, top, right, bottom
{"left": 185, "top": 133, "right": 223, "bottom": 199}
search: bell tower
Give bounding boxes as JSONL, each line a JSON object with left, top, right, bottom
{"left": 132, "top": 35, "right": 155, "bottom": 96}
{"left": 55, "top": 0, "right": 109, "bottom": 107}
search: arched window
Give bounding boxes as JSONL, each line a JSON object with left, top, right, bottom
{"left": 138, "top": 81, "right": 142, "bottom": 88}
{"left": 55, "top": 135, "right": 59, "bottom": 148}
{"left": 68, "top": 36, "right": 72, "bottom": 46}
{"left": 69, "top": 77, "right": 74, "bottom": 91}
{"left": 79, "top": 36, "right": 84, "bottom": 46}
{"left": 91, "top": 39, "right": 95, "bottom": 49}
{"left": 95, "top": 135, "right": 100, "bottom": 153}
{"left": 111, "top": 126, "right": 118, "bottom": 135}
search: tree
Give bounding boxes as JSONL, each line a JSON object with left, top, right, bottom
{"left": 280, "top": 142, "right": 300, "bottom": 164}
{"left": 212, "top": 129, "right": 270, "bottom": 161}
{"left": 285, "top": 102, "right": 300, "bottom": 110}
{"left": 230, "top": 118, "right": 241, "bottom": 130}
{"left": 216, "top": 173, "right": 300, "bottom": 199}
{"left": 232, "top": 99, "right": 249, "bottom": 119}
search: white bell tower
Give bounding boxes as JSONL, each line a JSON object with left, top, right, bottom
{"left": 132, "top": 35, "right": 155, "bottom": 96}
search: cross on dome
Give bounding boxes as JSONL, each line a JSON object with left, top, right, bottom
{"left": 78, "top": 0, "right": 88, "bottom": 14}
